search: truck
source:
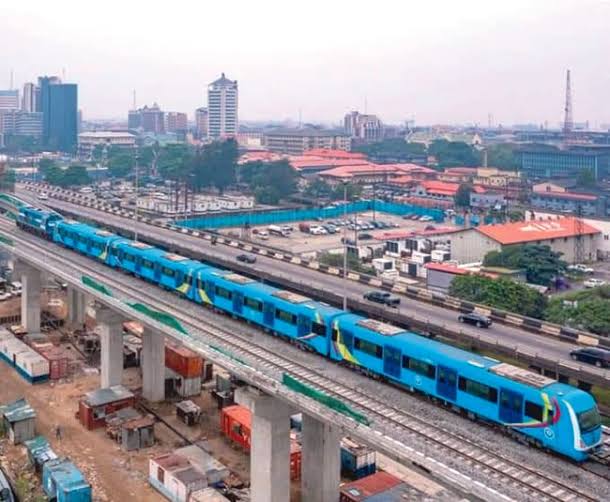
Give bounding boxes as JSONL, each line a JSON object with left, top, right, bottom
{"left": 268, "top": 225, "right": 288, "bottom": 237}
{"left": 299, "top": 222, "right": 311, "bottom": 233}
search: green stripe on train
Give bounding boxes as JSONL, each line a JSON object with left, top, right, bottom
{"left": 282, "top": 373, "right": 370, "bottom": 426}
{"left": 128, "top": 302, "right": 189, "bottom": 335}
{"left": 82, "top": 275, "right": 113, "bottom": 297}
{"left": 0, "top": 233, "right": 14, "bottom": 246}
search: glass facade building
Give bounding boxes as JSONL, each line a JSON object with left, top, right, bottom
{"left": 520, "top": 149, "right": 610, "bottom": 180}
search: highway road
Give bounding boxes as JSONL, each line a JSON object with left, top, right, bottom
{"left": 14, "top": 187, "right": 610, "bottom": 379}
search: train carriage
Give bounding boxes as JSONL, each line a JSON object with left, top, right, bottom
{"left": 17, "top": 206, "right": 63, "bottom": 239}
{"left": 330, "top": 313, "right": 602, "bottom": 461}
{"left": 54, "top": 221, "right": 127, "bottom": 262}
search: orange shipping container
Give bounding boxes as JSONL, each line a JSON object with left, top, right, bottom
{"left": 165, "top": 342, "right": 203, "bottom": 378}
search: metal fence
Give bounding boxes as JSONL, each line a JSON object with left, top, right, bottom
{"left": 177, "top": 200, "right": 445, "bottom": 229}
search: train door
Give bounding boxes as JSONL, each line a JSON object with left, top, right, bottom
{"left": 297, "top": 315, "right": 310, "bottom": 338}
{"left": 436, "top": 366, "right": 457, "bottom": 401}
{"left": 154, "top": 262, "right": 161, "bottom": 283}
{"left": 135, "top": 256, "right": 142, "bottom": 275}
{"left": 263, "top": 302, "right": 275, "bottom": 327}
{"left": 499, "top": 389, "right": 523, "bottom": 424}
{"left": 205, "top": 280, "right": 215, "bottom": 302}
{"left": 233, "top": 292, "right": 244, "bottom": 315}
{"left": 383, "top": 345, "right": 402, "bottom": 379}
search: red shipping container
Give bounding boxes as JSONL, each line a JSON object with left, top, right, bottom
{"left": 340, "top": 471, "right": 402, "bottom": 502}
{"left": 165, "top": 342, "right": 203, "bottom": 378}
{"left": 38, "top": 347, "right": 70, "bottom": 380}
{"left": 220, "top": 405, "right": 301, "bottom": 481}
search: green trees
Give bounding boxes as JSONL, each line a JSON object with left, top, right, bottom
{"left": 485, "top": 143, "right": 520, "bottom": 170}
{"left": 43, "top": 164, "right": 90, "bottom": 187}
{"left": 353, "top": 139, "right": 426, "bottom": 159}
{"left": 545, "top": 286, "right": 610, "bottom": 335}
{"left": 239, "top": 160, "right": 298, "bottom": 204}
{"left": 191, "top": 139, "right": 238, "bottom": 193}
{"left": 454, "top": 183, "right": 472, "bottom": 208}
{"left": 483, "top": 245, "right": 566, "bottom": 286}
{"left": 429, "top": 140, "right": 480, "bottom": 168}
{"left": 576, "top": 168, "right": 596, "bottom": 189}
{"left": 107, "top": 146, "right": 134, "bottom": 178}
{"left": 449, "top": 274, "right": 547, "bottom": 319}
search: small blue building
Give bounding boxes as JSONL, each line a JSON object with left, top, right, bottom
{"left": 42, "top": 459, "right": 92, "bottom": 502}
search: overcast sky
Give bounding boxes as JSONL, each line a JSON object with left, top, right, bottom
{"left": 2, "top": 0, "right": 609, "bottom": 126}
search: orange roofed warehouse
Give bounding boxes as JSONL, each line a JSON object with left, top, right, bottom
{"left": 450, "top": 217, "right": 601, "bottom": 264}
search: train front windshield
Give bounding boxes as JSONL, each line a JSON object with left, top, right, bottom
{"left": 578, "top": 407, "right": 601, "bottom": 433}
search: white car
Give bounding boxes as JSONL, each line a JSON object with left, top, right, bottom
{"left": 584, "top": 278, "right": 606, "bottom": 288}
{"left": 38, "top": 192, "right": 48, "bottom": 200}
{"left": 568, "top": 264, "right": 594, "bottom": 274}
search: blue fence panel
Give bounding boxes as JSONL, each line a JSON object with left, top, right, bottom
{"left": 178, "top": 200, "right": 444, "bottom": 229}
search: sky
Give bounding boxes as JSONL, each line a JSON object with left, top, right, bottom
{"left": 2, "top": 0, "right": 610, "bottom": 127}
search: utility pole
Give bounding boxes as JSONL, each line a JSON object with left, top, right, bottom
{"left": 574, "top": 203, "right": 584, "bottom": 264}
{"left": 134, "top": 147, "right": 140, "bottom": 242}
{"left": 342, "top": 181, "right": 348, "bottom": 311}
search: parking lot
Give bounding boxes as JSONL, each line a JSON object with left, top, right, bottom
{"left": 220, "top": 211, "right": 458, "bottom": 256}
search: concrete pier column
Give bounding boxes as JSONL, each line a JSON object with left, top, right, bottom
{"left": 141, "top": 327, "right": 165, "bottom": 402}
{"left": 95, "top": 306, "right": 123, "bottom": 388}
{"left": 67, "top": 287, "right": 86, "bottom": 329}
{"left": 301, "top": 413, "right": 341, "bottom": 502}
{"left": 236, "top": 388, "right": 293, "bottom": 502}
{"left": 19, "top": 263, "right": 41, "bottom": 333}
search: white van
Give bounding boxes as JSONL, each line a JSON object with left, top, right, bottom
{"left": 80, "top": 186, "right": 93, "bottom": 194}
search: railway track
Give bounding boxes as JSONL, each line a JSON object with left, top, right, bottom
{"left": 3, "top": 222, "right": 604, "bottom": 501}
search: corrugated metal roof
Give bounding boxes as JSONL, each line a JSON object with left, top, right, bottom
{"left": 0, "top": 398, "right": 36, "bottom": 422}
{"left": 341, "top": 471, "right": 402, "bottom": 500}
{"left": 222, "top": 405, "right": 251, "bottom": 428}
{"left": 83, "top": 385, "right": 134, "bottom": 407}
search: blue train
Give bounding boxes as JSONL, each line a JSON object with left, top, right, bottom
{"left": 15, "top": 206, "right": 603, "bottom": 461}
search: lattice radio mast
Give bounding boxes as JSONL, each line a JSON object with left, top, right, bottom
{"left": 563, "top": 69, "right": 574, "bottom": 135}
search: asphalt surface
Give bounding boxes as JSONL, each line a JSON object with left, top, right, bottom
{"left": 14, "top": 188, "right": 610, "bottom": 378}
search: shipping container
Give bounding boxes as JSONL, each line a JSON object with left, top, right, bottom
{"left": 78, "top": 386, "right": 135, "bottom": 430}
{"left": 341, "top": 437, "right": 376, "bottom": 480}
{"left": 165, "top": 342, "right": 203, "bottom": 378}
{"left": 38, "top": 347, "right": 71, "bottom": 380}
{"left": 149, "top": 454, "right": 206, "bottom": 502}
{"left": 15, "top": 351, "right": 49, "bottom": 382}
{"left": 340, "top": 471, "right": 402, "bottom": 502}
{"left": 24, "top": 436, "right": 58, "bottom": 472}
{"left": 42, "top": 459, "right": 92, "bottom": 502}
{"left": 165, "top": 368, "right": 202, "bottom": 398}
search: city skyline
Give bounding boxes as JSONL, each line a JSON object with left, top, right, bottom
{"left": 2, "top": 1, "right": 610, "bottom": 126}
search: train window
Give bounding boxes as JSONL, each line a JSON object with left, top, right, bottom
{"left": 275, "top": 308, "right": 297, "bottom": 325}
{"left": 331, "top": 329, "right": 338, "bottom": 341}
{"left": 525, "top": 401, "right": 544, "bottom": 421}
{"left": 161, "top": 267, "right": 175, "bottom": 277}
{"left": 458, "top": 377, "right": 497, "bottom": 402}
{"left": 124, "top": 253, "right": 134, "bottom": 263}
{"left": 215, "top": 286, "right": 232, "bottom": 300}
{"left": 143, "top": 259, "right": 154, "bottom": 269}
{"left": 186, "top": 275, "right": 194, "bottom": 285}
{"left": 354, "top": 338, "right": 382, "bottom": 359}
{"left": 408, "top": 358, "right": 435, "bottom": 379}
{"left": 438, "top": 367, "right": 456, "bottom": 385}
{"left": 244, "top": 297, "right": 263, "bottom": 312}
{"left": 311, "top": 321, "right": 326, "bottom": 336}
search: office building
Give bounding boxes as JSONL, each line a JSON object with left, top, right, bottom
{"left": 344, "top": 111, "right": 384, "bottom": 142}
{"left": 0, "top": 110, "right": 17, "bottom": 135}
{"left": 39, "top": 77, "right": 78, "bottom": 152}
{"left": 520, "top": 146, "right": 610, "bottom": 180}
{"left": 15, "top": 112, "right": 43, "bottom": 138}
{"left": 78, "top": 131, "right": 136, "bottom": 158}
{"left": 0, "top": 90, "right": 19, "bottom": 111}
{"left": 165, "top": 112, "right": 188, "bottom": 133}
{"left": 264, "top": 128, "right": 351, "bottom": 155}
{"left": 21, "top": 83, "right": 37, "bottom": 112}
{"left": 207, "top": 73, "right": 238, "bottom": 139}
{"left": 195, "top": 107, "right": 208, "bottom": 138}
{"left": 128, "top": 104, "right": 165, "bottom": 134}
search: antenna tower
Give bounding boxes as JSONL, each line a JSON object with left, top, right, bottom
{"left": 574, "top": 203, "right": 585, "bottom": 264}
{"left": 563, "top": 69, "right": 573, "bottom": 135}
{"left": 133, "top": 90, "right": 137, "bottom": 110}
{"left": 9, "top": 69, "right": 14, "bottom": 90}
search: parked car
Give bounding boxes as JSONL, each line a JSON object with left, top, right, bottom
{"left": 568, "top": 264, "right": 594, "bottom": 274}
{"left": 570, "top": 347, "right": 610, "bottom": 368}
{"left": 584, "top": 278, "right": 606, "bottom": 288}
{"left": 458, "top": 312, "right": 492, "bottom": 328}
{"left": 237, "top": 254, "right": 257, "bottom": 264}
{"left": 38, "top": 192, "right": 49, "bottom": 200}
{"left": 363, "top": 291, "right": 401, "bottom": 307}
{"left": 359, "top": 233, "right": 373, "bottom": 240}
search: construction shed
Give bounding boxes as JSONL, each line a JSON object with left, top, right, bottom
{"left": 149, "top": 453, "right": 207, "bottom": 502}
{"left": 42, "top": 458, "right": 92, "bottom": 502}
{"left": 24, "top": 435, "right": 58, "bottom": 472}
{"left": 176, "top": 400, "right": 201, "bottom": 426}
{"left": 0, "top": 398, "right": 36, "bottom": 444}
{"left": 340, "top": 471, "right": 403, "bottom": 502}
{"left": 78, "top": 385, "right": 135, "bottom": 430}
{"left": 174, "top": 444, "right": 229, "bottom": 486}
{"left": 190, "top": 487, "right": 230, "bottom": 501}
{"left": 121, "top": 415, "right": 155, "bottom": 451}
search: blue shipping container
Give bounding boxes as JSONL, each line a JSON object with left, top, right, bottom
{"left": 42, "top": 459, "right": 92, "bottom": 502}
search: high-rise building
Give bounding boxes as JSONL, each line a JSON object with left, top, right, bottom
{"left": 128, "top": 103, "right": 165, "bottom": 134}
{"left": 195, "top": 107, "right": 208, "bottom": 138}
{"left": 16, "top": 112, "right": 43, "bottom": 138}
{"left": 165, "top": 112, "right": 188, "bottom": 133}
{"left": 344, "top": 111, "right": 383, "bottom": 142}
{"left": 38, "top": 76, "right": 77, "bottom": 152}
{"left": 21, "top": 83, "right": 37, "bottom": 112}
{"left": 207, "top": 73, "right": 238, "bottom": 139}
{"left": 0, "top": 90, "right": 19, "bottom": 111}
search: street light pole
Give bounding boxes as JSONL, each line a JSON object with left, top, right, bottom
{"left": 134, "top": 147, "right": 139, "bottom": 243}
{"left": 343, "top": 180, "right": 348, "bottom": 311}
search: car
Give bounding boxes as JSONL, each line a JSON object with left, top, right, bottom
{"left": 38, "top": 192, "right": 49, "bottom": 200}
{"left": 458, "top": 312, "right": 492, "bottom": 328}
{"left": 568, "top": 264, "right": 594, "bottom": 274}
{"left": 358, "top": 233, "right": 373, "bottom": 240}
{"left": 363, "top": 291, "right": 400, "bottom": 307}
{"left": 237, "top": 254, "right": 257, "bottom": 264}
{"left": 570, "top": 347, "right": 610, "bottom": 368}
{"left": 584, "top": 278, "right": 606, "bottom": 288}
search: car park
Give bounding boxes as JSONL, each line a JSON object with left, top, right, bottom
{"left": 583, "top": 278, "right": 606, "bottom": 288}
{"left": 237, "top": 254, "right": 257, "bottom": 264}
{"left": 458, "top": 312, "right": 492, "bottom": 328}
{"left": 363, "top": 291, "right": 400, "bottom": 307}
{"left": 570, "top": 347, "right": 610, "bottom": 368}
